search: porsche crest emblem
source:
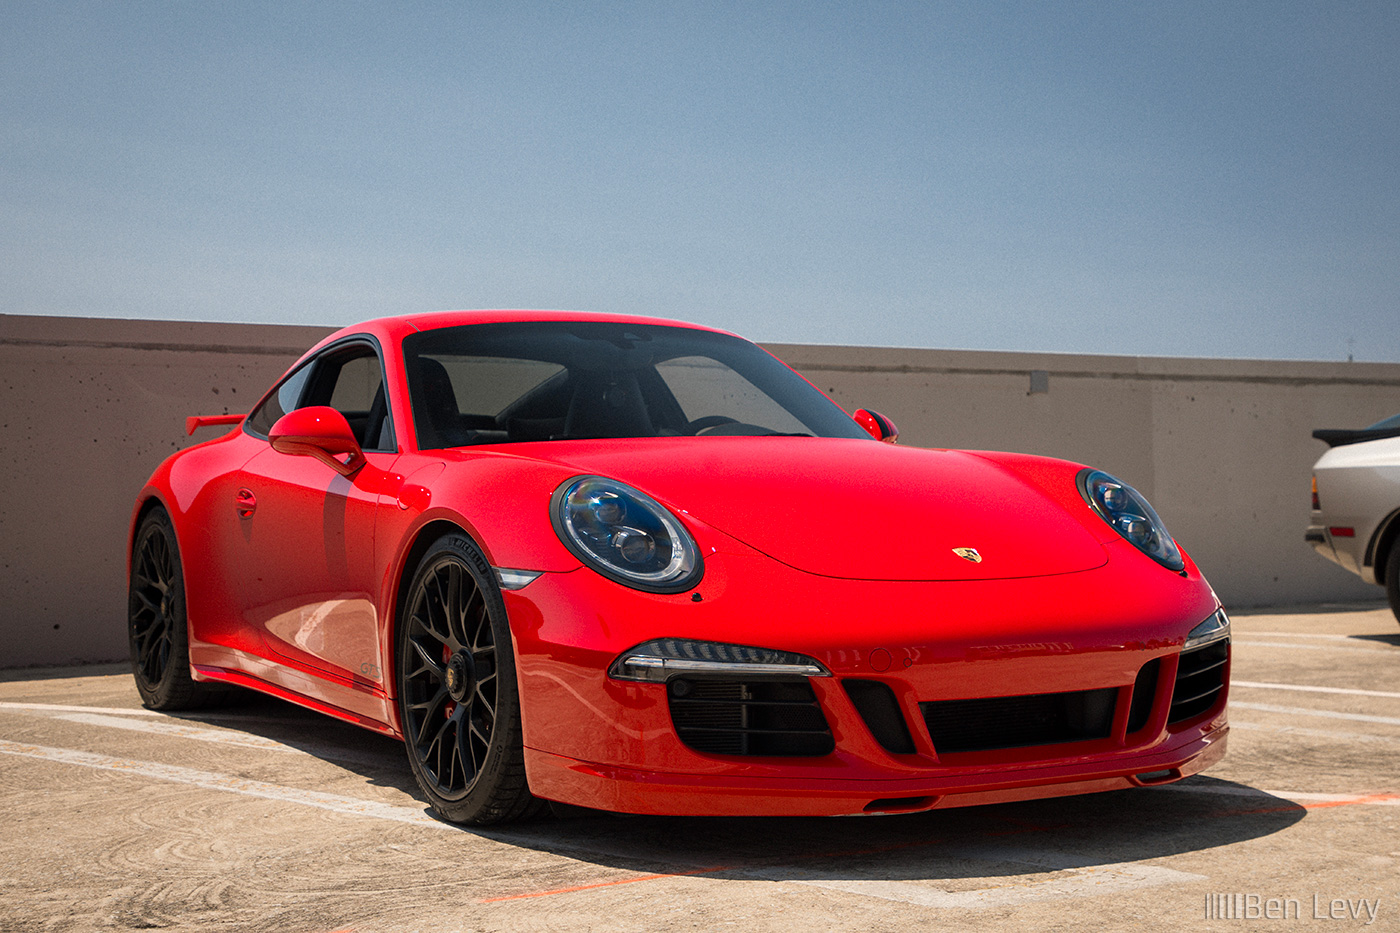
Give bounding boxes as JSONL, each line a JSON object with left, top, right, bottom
{"left": 952, "top": 547, "right": 983, "bottom": 564}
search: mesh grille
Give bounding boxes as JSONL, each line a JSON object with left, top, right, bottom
{"left": 668, "top": 679, "right": 834, "bottom": 757}
{"left": 920, "top": 687, "right": 1117, "bottom": 754}
{"left": 1170, "top": 639, "right": 1229, "bottom": 724}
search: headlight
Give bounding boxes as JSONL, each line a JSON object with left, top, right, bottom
{"left": 609, "top": 638, "right": 830, "bottom": 682}
{"left": 1184, "top": 608, "right": 1230, "bottom": 649}
{"left": 551, "top": 476, "right": 703, "bottom": 593}
{"left": 1077, "top": 469, "right": 1186, "bottom": 572}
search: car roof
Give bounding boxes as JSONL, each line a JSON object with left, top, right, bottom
{"left": 312, "top": 310, "right": 734, "bottom": 355}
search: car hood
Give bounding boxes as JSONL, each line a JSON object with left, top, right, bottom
{"left": 528, "top": 437, "right": 1107, "bottom": 581}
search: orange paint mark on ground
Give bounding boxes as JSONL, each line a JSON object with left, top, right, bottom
{"left": 1300, "top": 792, "right": 1400, "bottom": 809}
{"left": 1209, "top": 791, "right": 1399, "bottom": 818}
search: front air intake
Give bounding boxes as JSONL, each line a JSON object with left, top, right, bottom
{"left": 668, "top": 678, "right": 834, "bottom": 757}
{"left": 843, "top": 679, "right": 916, "bottom": 754}
{"left": 920, "top": 687, "right": 1117, "bottom": 754}
{"left": 1127, "top": 658, "right": 1161, "bottom": 734}
{"left": 1169, "top": 639, "right": 1229, "bottom": 724}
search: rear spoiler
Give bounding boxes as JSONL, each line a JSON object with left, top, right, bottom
{"left": 1312, "top": 425, "right": 1400, "bottom": 448}
{"left": 186, "top": 414, "right": 246, "bottom": 436}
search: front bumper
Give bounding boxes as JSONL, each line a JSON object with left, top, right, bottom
{"left": 525, "top": 725, "right": 1228, "bottom": 816}
{"left": 506, "top": 538, "right": 1228, "bottom": 816}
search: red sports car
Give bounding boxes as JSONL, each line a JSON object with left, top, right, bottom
{"left": 128, "top": 310, "right": 1229, "bottom": 824}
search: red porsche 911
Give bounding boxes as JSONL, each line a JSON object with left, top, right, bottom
{"left": 128, "top": 310, "right": 1229, "bottom": 824}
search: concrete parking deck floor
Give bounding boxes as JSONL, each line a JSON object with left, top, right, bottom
{"left": 2, "top": 604, "right": 1397, "bottom": 932}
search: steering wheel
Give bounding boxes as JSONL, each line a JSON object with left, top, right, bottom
{"left": 687, "top": 416, "right": 740, "bottom": 435}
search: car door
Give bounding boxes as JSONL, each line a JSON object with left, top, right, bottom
{"left": 228, "top": 340, "right": 400, "bottom": 702}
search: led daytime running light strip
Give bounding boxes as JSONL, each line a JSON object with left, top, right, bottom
{"left": 619, "top": 656, "right": 828, "bottom": 678}
{"left": 1184, "top": 609, "right": 1231, "bottom": 649}
{"left": 610, "top": 638, "right": 831, "bottom": 682}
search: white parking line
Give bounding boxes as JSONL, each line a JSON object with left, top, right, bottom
{"left": 54, "top": 713, "right": 301, "bottom": 752}
{"left": 1245, "top": 631, "right": 1394, "bottom": 641}
{"left": 1232, "top": 680, "right": 1400, "bottom": 699}
{"left": 0, "top": 700, "right": 310, "bottom": 725}
{"left": 1227, "top": 702, "right": 1400, "bottom": 727}
{"left": 0, "top": 702, "right": 162, "bottom": 717}
{"left": 0, "top": 739, "right": 452, "bottom": 829}
{"left": 0, "top": 702, "right": 400, "bottom": 767}
{"left": 1233, "top": 641, "right": 1393, "bottom": 654}
{"left": 1232, "top": 721, "right": 1400, "bottom": 747}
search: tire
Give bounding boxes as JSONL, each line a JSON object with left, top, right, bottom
{"left": 1386, "top": 545, "right": 1400, "bottom": 627}
{"left": 397, "top": 533, "right": 542, "bottom": 824}
{"left": 128, "top": 508, "right": 226, "bottom": 710}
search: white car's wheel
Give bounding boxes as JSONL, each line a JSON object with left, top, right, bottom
{"left": 1385, "top": 545, "right": 1400, "bottom": 627}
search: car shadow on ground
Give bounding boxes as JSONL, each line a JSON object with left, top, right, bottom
{"left": 170, "top": 688, "right": 420, "bottom": 795}
{"left": 472, "top": 780, "right": 1305, "bottom": 890}
{"left": 173, "top": 688, "right": 1304, "bottom": 890}
{"left": 1351, "top": 632, "right": 1400, "bottom": 646}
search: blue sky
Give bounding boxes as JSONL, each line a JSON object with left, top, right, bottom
{"left": 3, "top": 2, "right": 1397, "bottom": 361}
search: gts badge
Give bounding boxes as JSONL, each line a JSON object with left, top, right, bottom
{"left": 952, "top": 547, "right": 983, "bottom": 564}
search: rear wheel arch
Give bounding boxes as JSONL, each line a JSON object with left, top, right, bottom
{"left": 130, "top": 494, "right": 172, "bottom": 560}
{"left": 128, "top": 503, "right": 230, "bottom": 709}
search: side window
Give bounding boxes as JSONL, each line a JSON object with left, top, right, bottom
{"left": 244, "top": 363, "right": 313, "bottom": 438}
{"left": 304, "top": 347, "right": 394, "bottom": 452}
{"left": 246, "top": 344, "right": 394, "bottom": 452}
{"left": 327, "top": 355, "right": 382, "bottom": 416}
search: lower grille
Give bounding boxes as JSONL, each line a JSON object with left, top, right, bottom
{"left": 668, "top": 678, "right": 834, "bottom": 757}
{"left": 1170, "top": 639, "right": 1229, "bottom": 724}
{"left": 920, "top": 687, "right": 1117, "bottom": 754}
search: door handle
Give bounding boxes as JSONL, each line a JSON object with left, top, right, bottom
{"left": 235, "top": 488, "right": 257, "bottom": 518}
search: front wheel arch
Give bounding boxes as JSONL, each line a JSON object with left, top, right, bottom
{"left": 386, "top": 519, "right": 480, "bottom": 707}
{"left": 393, "top": 530, "right": 543, "bottom": 824}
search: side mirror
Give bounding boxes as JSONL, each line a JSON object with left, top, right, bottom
{"left": 853, "top": 409, "right": 899, "bottom": 444}
{"left": 268, "top": 406, "right": 366, "bottom": 476}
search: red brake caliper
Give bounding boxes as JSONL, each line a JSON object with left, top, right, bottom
{"left": 443, "top": 643, "right": 456, "bottom": 719}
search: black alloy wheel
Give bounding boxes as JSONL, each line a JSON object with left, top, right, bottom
{"left": 128, "top": 508, "right": 224, "bottom": 709}
{"left": 397, "top": 534, "right": 539, "bottom": 824}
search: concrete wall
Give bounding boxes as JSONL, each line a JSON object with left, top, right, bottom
{"left": 1, "top": 315, "right": 333, "bottom": 668}
{"left": 4, "top": 313, "right": 1398, "bottom": 668}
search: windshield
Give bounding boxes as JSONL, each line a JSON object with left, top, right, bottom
{"left": 402, "top": 321, "right": 871, "bottom": 449}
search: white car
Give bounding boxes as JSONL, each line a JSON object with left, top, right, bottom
{"left": 1306, "top": 412, "right": 1400, "bottom": 624}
